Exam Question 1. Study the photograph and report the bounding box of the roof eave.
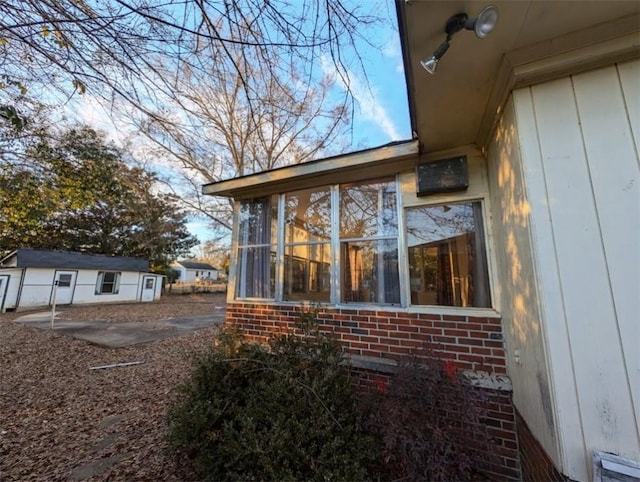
[202,140,419,199]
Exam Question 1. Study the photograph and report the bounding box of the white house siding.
[486,97,561,468]
[2,268,163,309]
[19,268,58,307]
[72,270,144,304]
[513,61,640,480]
[0,268,23,312]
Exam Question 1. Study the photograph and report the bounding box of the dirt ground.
[0,293,226,481]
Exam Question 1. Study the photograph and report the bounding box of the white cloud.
[321,56,401,142]
[381,32,404,74]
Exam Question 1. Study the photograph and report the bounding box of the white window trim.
[400,194,498,312]
[232,174,500,314]
[96,271,121,295]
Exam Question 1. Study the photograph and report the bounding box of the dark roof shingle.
[0,249,150,272]
[175,261,218,270]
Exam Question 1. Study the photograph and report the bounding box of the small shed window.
[96,271,120,295]
[57,274,73,287]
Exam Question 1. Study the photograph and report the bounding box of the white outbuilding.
[170,260,219,283]
[0,248,164,312]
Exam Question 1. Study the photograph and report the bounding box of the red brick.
[348,342,369,350]
[397,324,419,333]
[470,347,493,356]
[379,337,400,346]
[442,314,466,321]
[482,324,502,332]
[459,322,484,331]
[457,354,486,364]
[369,344,390,352]
[484,340,503,348]
[444,329,469,337]
[370,329,390,337]
[351,315,369,322]
[441,344,471,354]
[419,327,443,335]
[419,313,442,321]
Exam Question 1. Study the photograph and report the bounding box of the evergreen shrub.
[167,316,375,481]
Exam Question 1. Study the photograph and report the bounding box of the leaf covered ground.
[0,293,225,481]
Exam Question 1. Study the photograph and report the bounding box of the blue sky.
[187,3,413,244]
[72,1,413,246]
[334,3,412,147]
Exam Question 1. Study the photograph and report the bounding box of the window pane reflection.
[406,202,491,307]
[339,179,397,238]
[285,188,331,243]
[283,243,331,302]
[341,240,400,304]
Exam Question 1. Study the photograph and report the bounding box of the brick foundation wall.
[226,301,522,480]
[516,409,566,481]
[226,302,508,374]
[351,365,521,480]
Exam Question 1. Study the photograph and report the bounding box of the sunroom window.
[406,201,491,308]
[339,179,400,304]
[236,196,277,299]
[284,187,331,302]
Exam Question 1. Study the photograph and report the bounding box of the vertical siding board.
[513,87,586,479]
[532,75,637,470]
[618,60,640,160]
[572,65,640,445]
[487,96,560,466]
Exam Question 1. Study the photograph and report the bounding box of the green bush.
[167,321,375,481]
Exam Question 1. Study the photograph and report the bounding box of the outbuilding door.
[0,275,8,312]
[141,276,156,302]
[52,270,76,305]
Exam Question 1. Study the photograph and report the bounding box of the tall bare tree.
[130,24,351,234]
[1,1,374,122]
[2,1,378,239]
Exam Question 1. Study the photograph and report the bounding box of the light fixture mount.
[421,5,498,75]
[445,13,469,38]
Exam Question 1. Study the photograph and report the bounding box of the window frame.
[235,195,278,300]
[403,199,492,309]
[338,178,401,305]
[96,271,121,295]
[281,187,332,302]
[231,175,495,312]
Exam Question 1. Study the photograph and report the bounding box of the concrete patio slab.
[15,312,225,348]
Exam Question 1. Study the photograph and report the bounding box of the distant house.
[170,260,219,283]
[0,249,164,312]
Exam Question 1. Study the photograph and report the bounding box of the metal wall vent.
[594,452,640,482]
[416,156,468,196]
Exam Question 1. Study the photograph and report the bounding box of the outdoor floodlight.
[421,5,498,75]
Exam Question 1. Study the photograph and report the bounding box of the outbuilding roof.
[0,249,150,272]
[173,261,218,270]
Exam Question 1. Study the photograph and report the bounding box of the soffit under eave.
[399,1,640,155]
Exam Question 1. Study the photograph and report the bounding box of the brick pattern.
[226,302,508,375]
[480,389,522,480]
[226,301,521,480]
[516,409,566,481]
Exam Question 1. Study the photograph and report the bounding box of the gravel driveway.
[0,293,227,481]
